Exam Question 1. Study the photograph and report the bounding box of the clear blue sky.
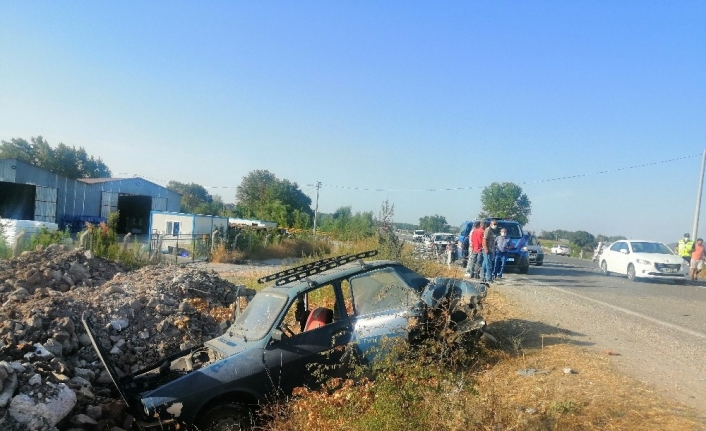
[1,2,704,244]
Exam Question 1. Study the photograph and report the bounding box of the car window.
[610,242,623,252]
[231,292,288,341]
[279,284,337,336]
[349,267,418,316]
[631,242,674,254]
[392,265,429,290]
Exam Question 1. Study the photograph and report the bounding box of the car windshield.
[414,230,424,235]
[434,235,454,242]
[229,292,288,341]
[496,222,523,239]
[630,242,674,255]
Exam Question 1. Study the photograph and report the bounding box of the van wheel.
[197,403,251,431]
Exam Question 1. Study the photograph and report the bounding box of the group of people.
[677,233,704,281]
[463,219,510,282]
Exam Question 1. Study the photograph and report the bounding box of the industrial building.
[0,158,181,234]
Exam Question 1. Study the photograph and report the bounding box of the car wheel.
[600,260,609,276]
[536,261,543,266]
[519,265,529,274]
[197,403,251,431]
[627,263,638,281]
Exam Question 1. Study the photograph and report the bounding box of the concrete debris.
[0,244,255,430]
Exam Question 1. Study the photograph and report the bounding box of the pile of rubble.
[0,244,254,430]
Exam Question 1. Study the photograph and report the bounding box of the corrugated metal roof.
[77,178,129,183]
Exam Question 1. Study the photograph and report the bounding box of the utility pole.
[692,149,706,240]
[312,181,321,237]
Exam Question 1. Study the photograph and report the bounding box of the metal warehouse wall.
[0,159,182,227]
[83,179,181,212]
[0,158,89,220]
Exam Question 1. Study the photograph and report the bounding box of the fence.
[150,233,214,263]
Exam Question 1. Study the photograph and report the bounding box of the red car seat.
[304,307,333,331]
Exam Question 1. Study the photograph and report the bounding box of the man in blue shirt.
[493,228,511,279]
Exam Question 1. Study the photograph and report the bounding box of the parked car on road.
[83,251,488,430]
[599,240,688,283]
[524,234,544,265]
[430,232,456,251]
[550,244,571,256]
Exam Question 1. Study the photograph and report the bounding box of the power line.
[117,153,700,193]
[323,153,701,192]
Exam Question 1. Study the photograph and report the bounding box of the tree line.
[0,136,551,240]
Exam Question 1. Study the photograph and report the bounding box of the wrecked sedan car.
[83,250,487,430]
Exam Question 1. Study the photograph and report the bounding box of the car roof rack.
[257,250,378,287]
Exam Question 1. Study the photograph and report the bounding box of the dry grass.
[210,238,332,263]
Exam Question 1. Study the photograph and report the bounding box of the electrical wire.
[117,153,700,193]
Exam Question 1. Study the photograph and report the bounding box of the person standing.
[466,221,485,278]
[482,219,498,282]
[677,233,694,264]
[690,238,704,281]
[493,228,510,279]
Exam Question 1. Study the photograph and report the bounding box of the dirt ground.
[478,286,706,431]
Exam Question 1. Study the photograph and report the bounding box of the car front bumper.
[636,262,688,279]
[502,251,529,268]
[528,251,544,264]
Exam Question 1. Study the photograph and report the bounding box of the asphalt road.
[494,254,706,416]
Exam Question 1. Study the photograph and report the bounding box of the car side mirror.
[620,249,628,255]
[271,329,283,342]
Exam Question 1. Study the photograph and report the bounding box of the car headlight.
[521,246,528,252]
[635,258,652,265]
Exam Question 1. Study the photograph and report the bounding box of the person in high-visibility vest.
[677,233,695,263]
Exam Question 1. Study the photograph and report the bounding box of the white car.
[429,232,455,250]
[412,230,425,242]
[599,240,688,283]
[550,244,571,256]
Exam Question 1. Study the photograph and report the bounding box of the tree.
[377,200,402,260]
[318,206,374,240]
[570,230,596,249]
[0,136,111,178]
[167,181,214,213]
[479,182,531,226]
[418,214,448,233]
[235,170,313,228]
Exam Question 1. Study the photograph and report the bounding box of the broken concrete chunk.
[9,382,77,426]
[43,339,64,358]
[70,413,98,426]
[110,318,129,331]
[0,372,18,408]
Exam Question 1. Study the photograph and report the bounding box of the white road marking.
[517,276,706,341]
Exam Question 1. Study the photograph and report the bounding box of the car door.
[346,267,421,364]
[263,282,352,393]
[608,241,630,274]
